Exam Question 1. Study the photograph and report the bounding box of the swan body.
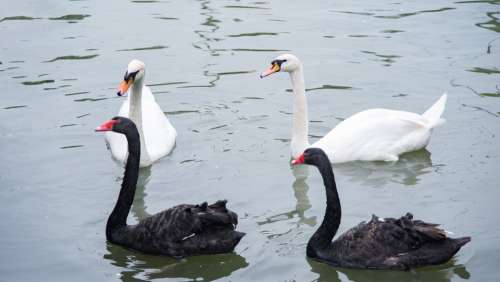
[261,54,447,162]
[109,201,244,257]
[105,59,177,167]
[292,148,470,270]
[96,117,244,257]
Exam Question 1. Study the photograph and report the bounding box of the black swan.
[292,148,470,270]
[95,116,244,257]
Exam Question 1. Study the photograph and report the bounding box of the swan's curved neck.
[307,158,341,257]
[289,67,309,157]
[106,124,141,241]
[128,75,149,163]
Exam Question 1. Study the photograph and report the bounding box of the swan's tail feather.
[454,236,471,248]
[422,93,447,128]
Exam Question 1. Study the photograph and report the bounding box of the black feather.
[103,117,244,257]
[301,148,470,270]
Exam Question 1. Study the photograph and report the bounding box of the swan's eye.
[271,59,287,67]
[124,71,139,82]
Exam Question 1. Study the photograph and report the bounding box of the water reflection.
[308,257,470,282]
[335,149,435,188]
[116,45,167,52]
[104,244,248,282]
[45,54,98,62]
[48,14,90,22]
[0,16,40,22]
[374,7,456,19]
[130,166,153,221]
[285,84,356,93]
[21,79,54,85]
[476,12,500,33]
[194,0,221,56]
[361,50,401,67]
[258,165,316,227]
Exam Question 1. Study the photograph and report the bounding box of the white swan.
[260,54,447,163]
[105,59,177,167]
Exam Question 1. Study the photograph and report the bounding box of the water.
[1,0,499,281]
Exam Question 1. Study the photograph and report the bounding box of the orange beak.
[117,80,132,96]
[260,63,280,78]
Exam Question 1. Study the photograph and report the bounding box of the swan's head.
[95,116,136,135]
[291,148,330,166]
[260,54,302,78]
[117,59,146,96]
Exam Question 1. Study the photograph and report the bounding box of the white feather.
[267,54,447,163]
[105,60,177,167]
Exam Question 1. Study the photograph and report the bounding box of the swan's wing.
[140,86,177,162]
[132,201,242,256]
[104,99,130,164]
[135,204,201,242]
[312,109,431,162]
[331,214,469,270]
[332,213,447,266]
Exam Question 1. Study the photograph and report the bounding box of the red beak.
[95,119,118,132]
[291,153,305,165]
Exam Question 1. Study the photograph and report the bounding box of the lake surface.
[1,0,499,281]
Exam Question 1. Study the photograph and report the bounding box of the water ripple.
[22,79,54,85]
[4,105,27,110]
[224,5,269,10]
[476,12,500,33]
[374,7,456,19]
[467,67,500,74]
[0,16,40,22]
[116,45,168,51]
[286,84,356,93]
[49,14,90,23]
[45,54,98,62]
[227,32,279,37]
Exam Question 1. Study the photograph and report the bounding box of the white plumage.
[105,59,177,167]
[261,54,447,163]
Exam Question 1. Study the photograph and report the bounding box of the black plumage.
[96,117,244,257]
[294,148,470,270]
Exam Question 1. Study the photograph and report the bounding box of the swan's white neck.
[289,66,309,158]
[128,75,150,164]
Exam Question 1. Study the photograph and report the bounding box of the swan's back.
[319,213,470,270]
[109,200,244,257]
[313,109,432,163]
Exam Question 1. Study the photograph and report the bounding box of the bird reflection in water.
[307,257,470,282]
[130,166,153,221]
[104,243,248,282]
[257,164,316,228]
[334,149,438,188]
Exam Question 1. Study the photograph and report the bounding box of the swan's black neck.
[307,156,341,257]
[106,122,141,241]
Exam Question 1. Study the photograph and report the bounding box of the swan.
[260,54,447,162]
[292,148,470,270]
[96,116,244,257]
[105,59,177,167]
